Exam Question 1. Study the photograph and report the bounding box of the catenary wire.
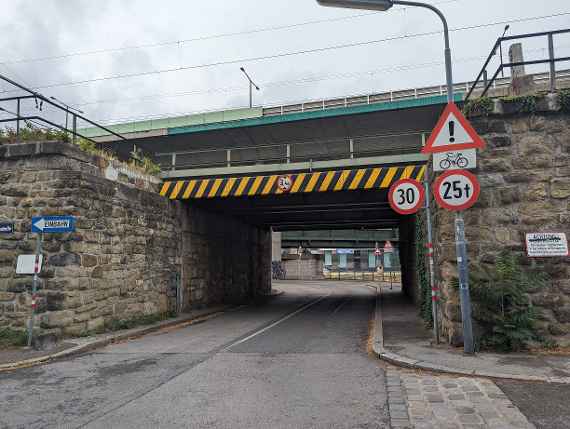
[0,0,459,66]
[2,11,567,95]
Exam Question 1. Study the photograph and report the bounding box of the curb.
[0,307,228,373]
[372,286,570,384]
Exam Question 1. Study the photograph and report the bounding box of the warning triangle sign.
[422,102,485,154]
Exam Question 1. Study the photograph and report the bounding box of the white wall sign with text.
[526,233,569,258]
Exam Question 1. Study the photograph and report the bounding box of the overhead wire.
[0,0,459,66]
[2,11,568,95]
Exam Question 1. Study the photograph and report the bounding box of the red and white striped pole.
[27,232,43,347]
[424,165,440,344]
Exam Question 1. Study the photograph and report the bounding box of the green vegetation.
[463,97,494,117]
[558,89,570,112]
[0,327,28,348]
[415,215,433,327]
[0,122,69,144]
[468,252,549,352]
[105,311,177,332]
[0,123,161,176]
[501,94,539,114]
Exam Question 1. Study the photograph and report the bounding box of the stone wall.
[283,255,324,280]
[433,98,570,346]
[0,141,271,338]
[181,205,271,307]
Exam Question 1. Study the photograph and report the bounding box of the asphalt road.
[496,380,570,429]
[0,281,388,429]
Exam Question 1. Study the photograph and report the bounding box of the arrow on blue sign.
[31,216,76,233]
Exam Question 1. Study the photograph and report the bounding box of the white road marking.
[223,294,330,351]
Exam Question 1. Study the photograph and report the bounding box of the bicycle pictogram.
[439,152,469,170]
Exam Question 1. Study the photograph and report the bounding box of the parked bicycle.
[272,261,286,280]
[439,152,468,170]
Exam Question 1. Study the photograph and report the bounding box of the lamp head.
[316,0,394,11]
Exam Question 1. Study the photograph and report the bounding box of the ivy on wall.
[415,213,433,327]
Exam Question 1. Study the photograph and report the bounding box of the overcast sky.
[1,0,569,128]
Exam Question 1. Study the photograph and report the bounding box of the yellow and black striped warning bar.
[160,164,426,200]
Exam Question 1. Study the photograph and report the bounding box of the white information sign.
[433,149,477,172]
[16,255,43,275]
[526,233,569,257]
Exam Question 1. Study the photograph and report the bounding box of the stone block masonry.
[432,98,570,346]
[0,141,271,338]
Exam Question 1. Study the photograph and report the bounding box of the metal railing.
[262,85,468,117]
[465,29,570,102]
[0,73,127,144]
[155,130,428,171]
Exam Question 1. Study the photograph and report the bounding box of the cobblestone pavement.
[386,367,535,429]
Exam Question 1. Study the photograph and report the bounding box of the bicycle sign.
[433,170,480,211]
[388,179,425,215]
[433,149,477,172]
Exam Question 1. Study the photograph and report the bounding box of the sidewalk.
[0,305,228,372]
[374,285,570,384]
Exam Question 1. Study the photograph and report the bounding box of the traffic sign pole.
[423,168,440,344]
[27,232,43,348]
[455,213,474,354]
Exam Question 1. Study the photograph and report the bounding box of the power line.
[90,40,565,124]
[78,57,476,108]
[0,0,459,66]
[89,56,495,124]
[2,11,568,94]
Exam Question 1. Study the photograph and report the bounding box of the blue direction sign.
[0,222,14,234]
[31,216,76,233]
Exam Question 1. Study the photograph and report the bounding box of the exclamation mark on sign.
[449,120,455,143]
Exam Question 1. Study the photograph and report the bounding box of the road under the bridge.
[0,281,542,429]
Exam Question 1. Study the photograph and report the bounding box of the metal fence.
[155,130,427,171]
[466,29,570,102]
[0,73,127,144]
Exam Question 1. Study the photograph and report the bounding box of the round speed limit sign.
[388,179,425,215]
[433,170,480,211]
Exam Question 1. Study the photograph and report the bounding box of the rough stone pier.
[0,141,271,339]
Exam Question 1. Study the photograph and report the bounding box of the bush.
[463,97,494,117]
[559,89,570,112]
[469,252,549,352]
[0,327,28,348]
[0,122,69,144]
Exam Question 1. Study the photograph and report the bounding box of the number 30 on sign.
[433,170,480,211]
[388,179,425,215]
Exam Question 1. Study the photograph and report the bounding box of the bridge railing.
[0,73,127,145]
[465,29,570,102]
[154,130,429,171]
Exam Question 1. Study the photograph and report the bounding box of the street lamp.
[316,0,476,355]
[316,0,454,103]
[240,66,260,108]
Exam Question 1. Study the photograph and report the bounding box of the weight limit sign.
[433,170,480,211]
[388,179,425,215]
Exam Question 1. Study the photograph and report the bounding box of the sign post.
[424,103,484,355]
[27,216,76,347]
[27,232,43,347]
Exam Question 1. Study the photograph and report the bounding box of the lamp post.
[316,0,475,354]
[240,67,260,108]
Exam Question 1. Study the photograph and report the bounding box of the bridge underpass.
[161,162,424,302]
[88,90,441,311]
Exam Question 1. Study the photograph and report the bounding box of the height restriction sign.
[388,179,425,215]
[433,170,480,211]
